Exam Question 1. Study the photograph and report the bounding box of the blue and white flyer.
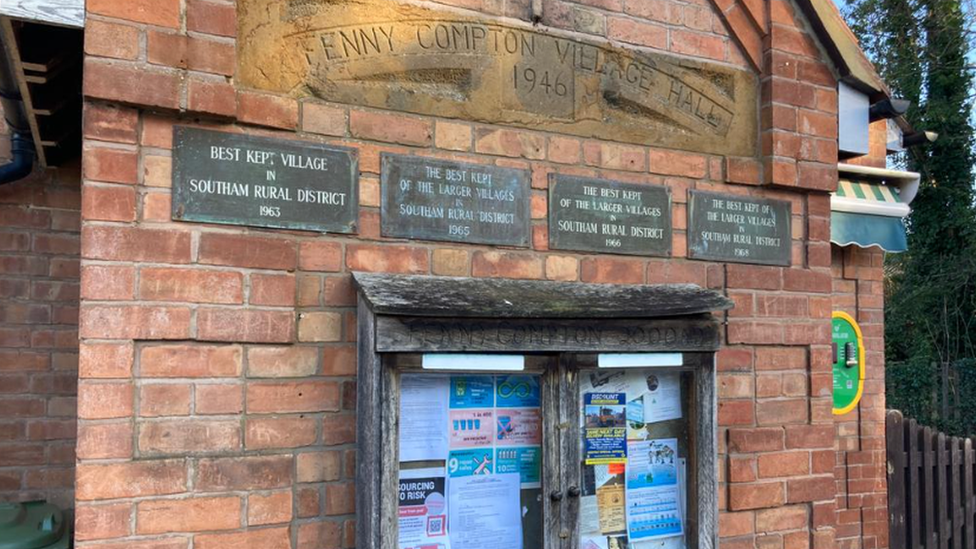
[625,438,683,541]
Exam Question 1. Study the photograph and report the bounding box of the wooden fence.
[887,409,976,549]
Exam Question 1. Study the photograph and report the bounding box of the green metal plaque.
[832,311,864,415]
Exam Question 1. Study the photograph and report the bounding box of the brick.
[727,157,762,185]
[608,17,667,49]
[84,102,138,142]
[435,121,472,151]
[139,383,192,417]
[76,422,133,459]
[671,29,725,60]
[77,382,132,419]
[196,527,292,549]
[69,540,188,549]
[143,155,172,188]
[323,276,356,306]
[248,492,293,526]
[74,503,131,541]
[472,251,544,279]
[783,268,831,293]
[785,425,834,449]
[84,20,140,61]
[299,240,342,272]
[141,345,242,378]
[75,460,186,500]
[648,149,707,178]
[756,347,807,371]
[82,225,191,263]
[322,346,356,376]
[78,342,132,379]
[757,399,808,425]
[298,311,343,342]
[432,248,469,276]
[248,346,319,377]
[186,38,235,76]
[297,450,342,482]
[721,511,756,538]
[581,257,644,284]
[474,128,545,159]
[719,400,754,426]
[188,78,237,118]
[197,309,296,343]
[298,521,342,549]
[757,505,808,533]
[81,185,136,221]
[199,233,297,270]
[729,482,785,511]
[728,427,784,453]
[237,91,299,130]
[787,476,835,503]
[147,31,187,68]
[246,416,317,449]
[350,110,432,146]
[727,264,782,290]
[138,420,241,455]
[758,451,809,478]
[196,455,292,491]
[549,136,581,164]
[195,383,243,415]
[139,268,244,303]
[346,244,429,274]
[546,255,579,281]
[88,0,179,27]
[247,381,340,413]
[582,141,647,171]
[84,147,138,184]
[136,496,241,534]
[84,60,180,111]
[326,482,355,515]
[250,273,296,306]
[187,0,237,37]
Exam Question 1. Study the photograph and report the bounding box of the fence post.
[890,410,907,549]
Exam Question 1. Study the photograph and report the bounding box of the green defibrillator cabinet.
[832,311,865,415]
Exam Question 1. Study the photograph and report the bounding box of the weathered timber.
[352,272,733,319]
[374,316,721,353]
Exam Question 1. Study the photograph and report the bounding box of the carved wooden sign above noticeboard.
[237,0,759,157]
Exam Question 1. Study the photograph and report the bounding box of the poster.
[448,448,494,477]
[496,375,540,408]
[448,473,523,549]
[400,375,450,462]
[495,446,541,488]
[450,376,494,408]
[642,373,682,424]
[584,393,628,464]
[625,439,683,541]
[496,408,542,446]
[449,409,494,448]
[597,483,626,533]
[398,467,451,549]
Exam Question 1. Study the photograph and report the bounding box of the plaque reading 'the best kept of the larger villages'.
[687,190,792,266]
[172,127,359,233]
[381,154,531,246]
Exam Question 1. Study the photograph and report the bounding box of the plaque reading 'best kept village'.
[381,154,531,246]
[548,174,671,256]
[687,190,792,266]
[172,127,359,233]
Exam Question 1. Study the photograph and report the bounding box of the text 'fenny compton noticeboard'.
[172,127,359,233]
[687,190,792,266]
[548,174,671,256]
[381,153,531,246]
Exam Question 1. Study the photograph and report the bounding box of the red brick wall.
[0,156,81,509]
[75,0,870,547]
[831,245,888,549]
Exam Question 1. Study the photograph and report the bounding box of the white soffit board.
[1,0,84,28]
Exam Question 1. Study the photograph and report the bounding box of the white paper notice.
[625,439,683,541]
[448,473,523,549]
[398,467,451,549]
[400,375,450,462]
[643,373,682,423]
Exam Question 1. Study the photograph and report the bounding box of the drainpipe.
[0,35,34,185]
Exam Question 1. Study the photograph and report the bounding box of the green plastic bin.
[0,501,70,549]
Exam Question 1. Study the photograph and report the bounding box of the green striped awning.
[831,178,909,252]
[836,179,902,203]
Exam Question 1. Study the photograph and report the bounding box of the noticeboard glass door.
[575,364,697,549]
[394,356,549,549]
